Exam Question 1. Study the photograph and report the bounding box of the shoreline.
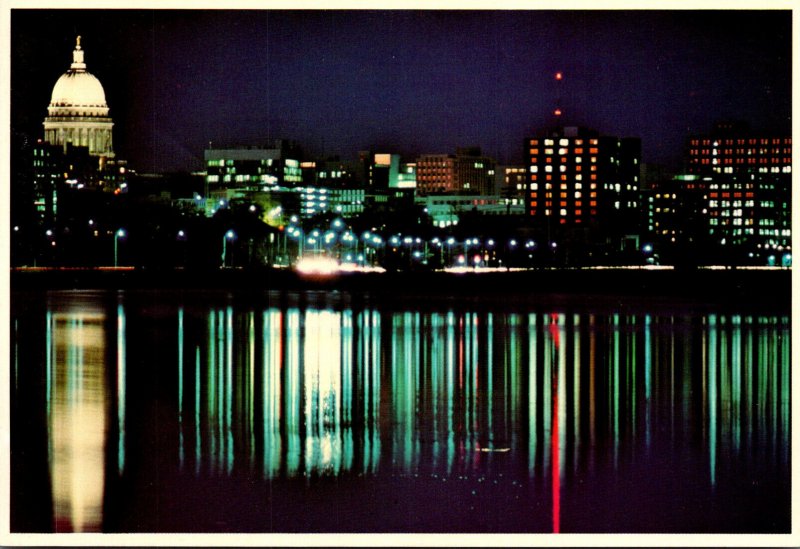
[9,267,791,312]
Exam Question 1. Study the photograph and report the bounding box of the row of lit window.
[530,138,599,146]
[690,138,790,146]
[530,200,598,209]
[708,192,755,199]
[708,200,755,208]
[531,182,597,191]
[531,208,598,217]
[530,174,599,183]
[530,191,597,200]
[690,147,790,156]
[531,161,599,174]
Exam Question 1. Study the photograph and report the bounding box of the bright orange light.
[554,108,562,116]
[555,72,563,80]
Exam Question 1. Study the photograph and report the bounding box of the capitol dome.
[43,36,114,157]
[49,70,108,112]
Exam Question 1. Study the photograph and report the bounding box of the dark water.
[10,289,790,533]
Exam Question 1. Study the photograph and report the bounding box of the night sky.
[11,9,792,173]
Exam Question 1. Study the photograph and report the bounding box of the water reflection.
[19,292,791,533]
[45,306,108,532]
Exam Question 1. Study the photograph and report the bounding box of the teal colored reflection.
[142,301,790,499]
[117,303,127,475]
[263,309,282,478]
[528,313,537,476]
[708,314,718,487]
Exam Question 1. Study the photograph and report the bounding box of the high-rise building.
[686,122,791,261]
[416,147,495,195]
[43,36,114,159]
[525,126,641,239]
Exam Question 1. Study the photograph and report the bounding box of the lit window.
[559,139,568,146]
[544,139,554,146]
[559,165,567,172]
[560,208,567,216]
[545,165,553,173]
[575,191,582,199]
[530,165,538,173]
[545,148,554,155]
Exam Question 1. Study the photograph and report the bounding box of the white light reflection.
[48,309,108,533]
[304,309,343,475]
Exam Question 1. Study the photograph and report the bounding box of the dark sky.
[11,9,792,173]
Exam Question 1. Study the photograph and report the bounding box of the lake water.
[10,289,790,533]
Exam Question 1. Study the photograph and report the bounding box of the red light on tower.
[554,108,562,116]
[555,71,563,80]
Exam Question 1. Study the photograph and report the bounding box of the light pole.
[446,237,455,266]
[114,228,126,268]
[221,230,235,268]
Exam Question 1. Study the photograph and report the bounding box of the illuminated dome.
[49,71,108,113]
[43,36,114,157]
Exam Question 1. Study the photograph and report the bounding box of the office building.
[525,126,641,240]
[416,147,495,195]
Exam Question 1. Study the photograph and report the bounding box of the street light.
[114,228,126,268]
[221,230,236,267]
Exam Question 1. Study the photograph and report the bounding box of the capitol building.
[43,36,114,159]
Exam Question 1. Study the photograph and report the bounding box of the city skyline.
[10,9,792,173]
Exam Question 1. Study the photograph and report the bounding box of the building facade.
[416,147,495,195]
[204,140,303,215]
[686,123,791,262]
[525,126,641,241]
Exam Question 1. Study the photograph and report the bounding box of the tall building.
[525,126,641,240]
[686,122,791,261]
[416,147,495,195]
[204,140,303,215]
[43,36,114,159]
